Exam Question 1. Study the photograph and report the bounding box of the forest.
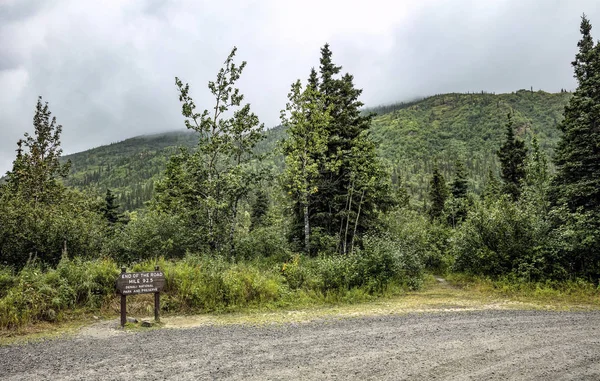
[0,16,598,330]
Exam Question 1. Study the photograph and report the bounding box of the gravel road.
[1,310,599,380]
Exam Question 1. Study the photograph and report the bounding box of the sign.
[116,267,164,327]
[116,271,166,295]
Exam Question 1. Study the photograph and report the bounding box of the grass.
[3,273,598,346]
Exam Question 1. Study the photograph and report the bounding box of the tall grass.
[0,248,423,330]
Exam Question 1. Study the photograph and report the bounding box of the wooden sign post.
[116,266,165,327]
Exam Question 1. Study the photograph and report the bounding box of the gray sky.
[1,0,599,175]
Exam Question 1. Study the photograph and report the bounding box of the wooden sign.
[116,270,165,295]
[116,267,164,327]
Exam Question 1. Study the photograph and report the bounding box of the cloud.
[1,0,599,175]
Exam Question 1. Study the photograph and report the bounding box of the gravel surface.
[1,310,599,380]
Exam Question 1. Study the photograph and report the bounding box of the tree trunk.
[229,198,239,258]
[303,195,310,254]
[350,189,365,254]
[343,183,354,255]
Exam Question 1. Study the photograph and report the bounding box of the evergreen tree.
[483,168,501,203]
[101,189,127,225]
[497,112,527,201]
[447,161,469,225]
[522,136,550,216]
[250,190,269,231]
[451,161,468,199]
[552,15,600,213]
[549,15,600,279]
[295,44,393,252]
[428,166,448,221]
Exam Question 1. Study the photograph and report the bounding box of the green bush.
[105,211,196,262]
[234,225,291,261]
[452,197,551,279]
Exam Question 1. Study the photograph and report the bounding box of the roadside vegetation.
[1,16,599,333]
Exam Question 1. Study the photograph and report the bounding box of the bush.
[452,197,551,279]
[234,225,291,261]
[105,211,196,263]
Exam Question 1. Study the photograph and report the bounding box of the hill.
[60,90,572,210]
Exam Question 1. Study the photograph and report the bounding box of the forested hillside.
[62,90,571,210]
[370,90,571,199]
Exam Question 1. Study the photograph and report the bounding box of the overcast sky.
[1,0,599,175]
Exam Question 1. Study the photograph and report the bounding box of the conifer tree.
[552,15,600,213]
[497,112,527,201]
[451,161,468,199]
[250,190,269,231]
[522,136,550,216]
[428,166,448,221]
[483,169,501,203]
[549,15,600,278]
[101,189,127,225]
[298,44,393,252]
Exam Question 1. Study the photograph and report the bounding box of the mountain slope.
[59,90,572,209]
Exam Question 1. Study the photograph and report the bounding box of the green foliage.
[104,211,196,263]
[552,15,600,215]
[497,112,528,201]
[153,47,265,254]
[0,258,119,329]
[549,15,600,280]
[5,97,71,204]
[371,90,570,202]
[56,90,571,211]
[453,197,551,280]
[309,45,394,253]
[281,80,330,253]
[0,252,426,330]
[250,190,269,231]
[428,166,448,221]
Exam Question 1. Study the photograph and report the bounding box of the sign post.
[116,266,166,327]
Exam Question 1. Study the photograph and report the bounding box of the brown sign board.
[116,271,166,295]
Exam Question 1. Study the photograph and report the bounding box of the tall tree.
[250,190,269,231]
[522,136,550,216]
[497,112,527,201]
[5,96,71,205]
[552,15,600,213]
[549,15,600,279]
[298,44,393,252]
[483,168,501,203]
[428,166,448,221]
[154,47,264,254]
[451,161,468,199]
[281,81,330,253]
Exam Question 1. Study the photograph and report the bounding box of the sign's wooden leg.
[120,267,127,327]
[154,266,160,322]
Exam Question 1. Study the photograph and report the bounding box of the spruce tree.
[451,161,468,199]
[550,15,600,278]
[483,168,501,203]
[552,15,600,213]
[522,136,550,216]
[305,44,393,252]
[497,112,527,201]
[428,166,448,221]
[102,189,127,225]
[250,190,269,231]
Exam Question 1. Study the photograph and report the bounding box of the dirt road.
[1,310,599,380]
